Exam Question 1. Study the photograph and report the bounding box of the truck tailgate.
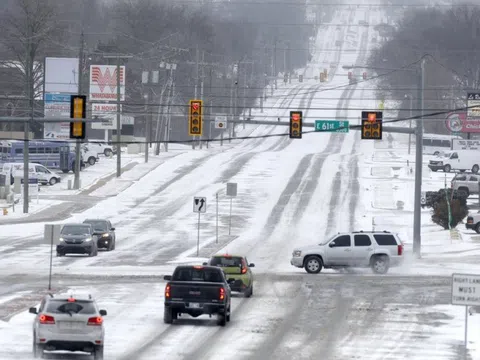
[169,281,223,302]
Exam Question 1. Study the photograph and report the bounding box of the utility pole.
[73,31,85,190]
[200,51,205,149]
[103,54,132,178]
[144,91,149,163]
[413,58,426,258]
[273,37,277,89]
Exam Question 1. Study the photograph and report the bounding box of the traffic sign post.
[226,183,237,236]
[451,273,480,354]
[193,197,206,256]
[315,120,349,133]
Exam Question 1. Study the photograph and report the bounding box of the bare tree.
[0,0,58,132]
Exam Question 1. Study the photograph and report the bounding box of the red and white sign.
[91,103,119,130]
[89,65,125,101]
[445,112,480,133]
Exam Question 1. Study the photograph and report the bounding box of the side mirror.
[29,307,37,314]
[111,228,115,231]
[249,263,255,268]
[164,275,172,281]
[329,242,335,248]
[202,262,208,265]
[99,309,107,316]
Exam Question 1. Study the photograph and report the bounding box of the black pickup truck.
[163,265,232,326]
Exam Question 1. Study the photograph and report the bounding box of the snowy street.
[0,1,479,360]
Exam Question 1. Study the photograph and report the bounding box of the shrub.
[431,197,469,230]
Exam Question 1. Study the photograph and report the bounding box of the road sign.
[226,182,237,197]
[315,120,349,133]
[452,273,480,306]
[467,93,480,118]
[421,191,426,205]
[215,115,227,129]
[193,197,206,213]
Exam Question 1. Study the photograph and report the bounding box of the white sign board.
[44,224,62,245]
[452,273,480,306]
[452,139,480,151]
[193,197,206,213]
[215,115,227,130]
[43,93,71,139]
[468,93,480,118]
[226,182,237,197]
[89,65,125,102]
[91,103,118,130]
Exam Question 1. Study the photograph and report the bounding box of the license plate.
[60,322,82,329]
[188,303,200,308]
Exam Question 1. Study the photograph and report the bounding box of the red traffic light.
[368,113,376,122]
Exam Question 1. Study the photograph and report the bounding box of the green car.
[204,254,255,297]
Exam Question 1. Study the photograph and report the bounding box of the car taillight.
[467,217,473,224]
[87,317,103,326]
[165,284,171,298]
[241,267,247,274]
[219,287,225,300]
[39,314,55,325]
[398,244,403,256]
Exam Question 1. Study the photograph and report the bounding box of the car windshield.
[84,221,108,232]
[210,256,242,267]
[46,300,96,315]
[61,225,91,235]
[172,268,223,282]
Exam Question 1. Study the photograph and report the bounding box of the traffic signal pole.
[74,31,85,190]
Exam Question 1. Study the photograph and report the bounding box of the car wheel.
[226,305,231,322]
[444,164,451,172]
[244,284,253,298]
[475,223,480,234]
[104,149,113,157]
[33,338,44,358]
[164,307,173,324]
[93,345,104,360]
[371,255,390,274]
[112,241,116,250]
[88,249,95,257]
[88,157,96,166]
[49,177,57,186]
[172,310,178,320]
[217,312,227,326]
[304,256,323,274]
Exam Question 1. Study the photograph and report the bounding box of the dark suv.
[83,219,116,251]
[57,224,98,257]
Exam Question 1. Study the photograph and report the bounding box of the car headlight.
[59,237,64,242]
[102,233,109,238]
[293,250,302,257]
[85,237,92,242]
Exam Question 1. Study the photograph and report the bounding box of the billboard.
[43,93,72,139]
[44,57,79,94]
[89,65,125,101]
[91,103,118,130]
[445,112,480,133]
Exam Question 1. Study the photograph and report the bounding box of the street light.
[342,59,426,258]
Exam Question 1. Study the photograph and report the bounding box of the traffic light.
[361,111,382,140]
[188,99,203,136]
[289,111,302,139]
[69,95,86,139]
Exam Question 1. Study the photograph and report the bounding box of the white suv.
[29,293,107,359]
[290,231,404,274]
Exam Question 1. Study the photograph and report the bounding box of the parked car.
[29,293,107,359]
[429,150,480,173]
[86,142,114,157]
[82,219,116,251]
[203,254,254,297]
[290,230,404,274]
[163,265,232,326]
[1,162,61,186]
[451,173,480,198]
[57,223,99,257]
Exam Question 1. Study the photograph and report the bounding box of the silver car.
[29,293,107,359]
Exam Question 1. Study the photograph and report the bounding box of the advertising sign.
[91,103,118,130]
[445,112,480,133]
[43,93,72,139]
[89,65,125,101]
[452,139,480,151]
[44,57,79,94]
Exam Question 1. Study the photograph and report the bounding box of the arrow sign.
[193,196,207,213]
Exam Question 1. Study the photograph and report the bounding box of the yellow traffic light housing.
[188,99,203,136]
[69,95,86,139]
[289,111,302,139]
[361,111,382,140]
